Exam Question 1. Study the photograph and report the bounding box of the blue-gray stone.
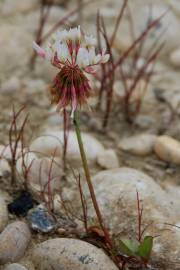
[27,206,56,233]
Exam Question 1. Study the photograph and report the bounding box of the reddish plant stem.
[110,0,128,46]
[106,11,167,78]
[73,111,113,248]
[41,0,95,43]
[77,174,88,233]
[63,109,68,173]
[30,0,53,68]
[136,190,143,242]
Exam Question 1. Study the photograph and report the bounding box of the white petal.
[76,47,89,68]
[93,54,102,64]
[32,41,46,58]
[85,35,96,47]
[101,54,110,63]
[88,47,96,64]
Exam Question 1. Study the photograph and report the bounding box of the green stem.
[73,111,112,247]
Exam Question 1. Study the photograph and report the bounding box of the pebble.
[23,79,46,94]
[0,196,8,232]
[119,134,157,156]
[27,206,56,233]
[8,191,34,217]
[32,238,118,270]
[1,0,39,15]
[20,156,62,196]
[0,144,22,161]
[16,152,37,176]
[97,149,119,169]
[4,263,28,270]
[170,47,180,68]
[1,77,20,94]
[30,130,105,164]
[0,159,11,177]
[0,221,31,264]
[154,135,180,164]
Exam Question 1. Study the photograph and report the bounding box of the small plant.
[116,191,154,269]
[0,106,29,186]
[96,2,166,126]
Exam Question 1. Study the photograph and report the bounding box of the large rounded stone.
[83,167,180,269]
[0,222,31,264]
[32,238,118,270]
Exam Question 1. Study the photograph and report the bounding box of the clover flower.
[33,26,109,117]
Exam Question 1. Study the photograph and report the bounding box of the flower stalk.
[73,110,112,248]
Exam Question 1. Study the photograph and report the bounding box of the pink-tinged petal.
[101,54,110,63]
[70,84,77,118]
[84,66,98,74]
[32,41,46,58]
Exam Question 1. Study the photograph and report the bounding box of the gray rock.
[0,221,31,264]
[1,0,39,15]
[27,206,56,233]
[97,149,119,169]
[119,134,157,156]
[0,196,8,232]
[30,131,105,164]
[4,263,28,270]
[32,238,118,270]
[84,167,180,269]
[154,135,180,164]
[1,77,20,94]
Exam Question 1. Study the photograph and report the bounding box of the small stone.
[154,135,180,165]
[4,263,28,270]
[97,149,119,169]
[18,156,62,196]
[0,159,10,177]
[0,196,8,232]
[30,131,105,164]
[169,48,180,68]
[16,152,37,176]
[0,144,22,160]
[0,221,31,264]
[23,79,46,94]
[32,238,118,270]
[119,134,157,156]
[27,206,56,233]
[1,77,20,94]
[8,191,34,217]
[1,0,39,15]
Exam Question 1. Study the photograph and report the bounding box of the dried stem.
[110,0,128,46]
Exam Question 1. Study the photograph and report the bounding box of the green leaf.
[137,236,153,260]
[118,238,139,256]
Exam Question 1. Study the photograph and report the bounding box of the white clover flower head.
[32,26,110,116]
[33,25,109,71]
